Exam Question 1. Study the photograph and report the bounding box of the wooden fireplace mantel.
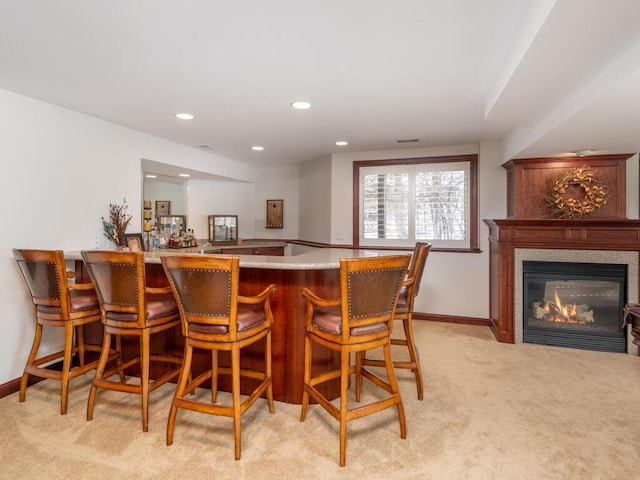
[484,218,640,343]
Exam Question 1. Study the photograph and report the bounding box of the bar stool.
[81,250,182,432]
[361,242,431,399]
[12,248,116,414]
[161,254,276,460]
[623,303,640,355]
[299,254,410,466]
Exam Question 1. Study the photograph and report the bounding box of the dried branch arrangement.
[102,198,133,247]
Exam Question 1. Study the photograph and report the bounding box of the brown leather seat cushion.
[106,293,178,322]
[145,293,178,318]
[189,303,266,335]
[37,289,99,314]
[312,305,386,336]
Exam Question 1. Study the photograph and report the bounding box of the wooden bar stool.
[81,250,182,432]
[299,254,410,466]
[12,248,117,414]
[361,242,431,399]
[161,254,276,460]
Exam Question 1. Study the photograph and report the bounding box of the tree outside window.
[355,155,478,251]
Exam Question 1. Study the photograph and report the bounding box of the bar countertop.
[65,244,405,270]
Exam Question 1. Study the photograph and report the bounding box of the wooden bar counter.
[66,245,396,404]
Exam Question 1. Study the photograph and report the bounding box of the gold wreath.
[545,166,608,219]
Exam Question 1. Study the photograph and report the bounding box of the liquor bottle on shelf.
[152,228,159,250]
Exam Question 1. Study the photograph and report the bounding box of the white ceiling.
[2,0,640,171]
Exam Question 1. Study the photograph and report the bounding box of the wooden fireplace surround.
[485,154,639,343]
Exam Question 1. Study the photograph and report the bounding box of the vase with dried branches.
[102,198,133,248]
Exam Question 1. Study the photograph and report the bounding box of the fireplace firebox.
[523,261,627,353]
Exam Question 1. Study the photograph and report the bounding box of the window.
[353,155,478,251]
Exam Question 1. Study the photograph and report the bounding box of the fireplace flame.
[546,288,581,323]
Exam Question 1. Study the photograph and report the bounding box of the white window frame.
[353,155,479,252]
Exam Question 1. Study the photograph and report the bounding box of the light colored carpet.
[1,321,639,480]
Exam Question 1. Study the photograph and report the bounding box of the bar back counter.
[66,246,399,404]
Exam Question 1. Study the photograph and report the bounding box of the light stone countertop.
[65,244,409,270]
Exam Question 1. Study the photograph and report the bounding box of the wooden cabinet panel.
[222,246,284,256]
[252,246,284,256]
[502,155,631,219]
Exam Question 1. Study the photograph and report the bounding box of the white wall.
[327,143,505,319]
[252,165,300,240]
[0,88,259,384]
[298,155,332,243]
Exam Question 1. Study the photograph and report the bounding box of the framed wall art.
[155,200,170,216]
[124,233,145,251]
[266,199,283,229]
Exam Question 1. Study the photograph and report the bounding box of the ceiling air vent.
[396,138,420,144]
[196,144,215,150]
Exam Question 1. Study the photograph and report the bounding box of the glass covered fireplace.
[523,261,627,353]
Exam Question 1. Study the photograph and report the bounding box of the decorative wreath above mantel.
[545,166,609,219]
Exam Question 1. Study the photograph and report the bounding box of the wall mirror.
[208,215,238,244]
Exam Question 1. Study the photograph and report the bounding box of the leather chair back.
[13,248,100,320]
[337,255,410,342]
[406,242,431,300]
[82,250,176,329]
[162,255,270,342]
[13,249,66,310]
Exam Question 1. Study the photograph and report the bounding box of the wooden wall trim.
[413,312,492,327]
[0,373,49,400]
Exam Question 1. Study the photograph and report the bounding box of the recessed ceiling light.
[252,146,264,151]
[175,113,194,120]
[574,149,593,157]
[291,101,311,110]
[179,173,190,178]
[144,174,157,178]
[335,141,348,146]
